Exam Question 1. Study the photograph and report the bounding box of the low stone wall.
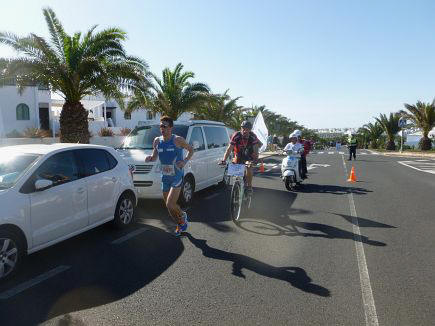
[0,136,126,148]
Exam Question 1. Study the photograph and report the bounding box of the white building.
[0,83,193,137]
[0,83,51,137]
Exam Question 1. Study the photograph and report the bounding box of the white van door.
[187,126,208,190]
[203,126,229,184]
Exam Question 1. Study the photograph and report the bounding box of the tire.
[285,177,293,191]
[113,193,136,229]
[179,175,195,207]
[0,229,24,281]
[230,182,243,222]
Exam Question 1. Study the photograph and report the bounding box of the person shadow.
[185,233,330,297]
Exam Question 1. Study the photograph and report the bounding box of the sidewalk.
[368,149,435,158]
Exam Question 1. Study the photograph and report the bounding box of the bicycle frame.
[226,163,254,222]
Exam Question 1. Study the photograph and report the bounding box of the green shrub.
[23,128,52,138]
[119,128,131,136]
[98,127,114,137]
[6,129,23,138]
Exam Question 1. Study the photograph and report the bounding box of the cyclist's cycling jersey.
[230,131,260,164]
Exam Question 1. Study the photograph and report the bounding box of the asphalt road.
[1,149,434,325]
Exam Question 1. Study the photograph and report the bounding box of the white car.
[117,120,231,205]
[0,143,137,280]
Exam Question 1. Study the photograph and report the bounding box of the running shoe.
[175,212,189,236]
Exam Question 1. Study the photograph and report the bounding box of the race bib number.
[161,164,175,176]
[227,163,245,177]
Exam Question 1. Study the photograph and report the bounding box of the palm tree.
[375,113,400,150]
[400,101,435,150]
[127,63,211,120]
[0,7,148,143]
[362,122,383,149]
[194,89,243,124]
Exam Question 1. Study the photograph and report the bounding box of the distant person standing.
[336,141,341,151]
[348,133,357,161]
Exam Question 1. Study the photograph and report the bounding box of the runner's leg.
[166,187,184,224]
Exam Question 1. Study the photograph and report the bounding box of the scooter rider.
[284,130,306,179]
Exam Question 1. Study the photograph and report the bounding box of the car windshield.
[122,125,189,149]
[0,152,40,189]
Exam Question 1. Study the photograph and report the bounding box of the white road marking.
[367,150,379,155]
[0,265,71,300]
[328,152,334,154]
[111,228,148,244]
[204,193,219,200]
[342,155,379,326]
[361,153,368,155]
[307,163,331,170]
[265,165,280,172]
[318,151,324,154]
[397,161,435,174]
[339,152,345,154]
[416,159,429,162]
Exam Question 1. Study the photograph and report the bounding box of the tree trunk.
[385,139,396,150]
[419,137,432,151]
[59,101,90,143]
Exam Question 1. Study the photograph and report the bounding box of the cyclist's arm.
[222,144,234,162]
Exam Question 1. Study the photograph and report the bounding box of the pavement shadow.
[298,183,372,195]
[0,225,183,326]
[331,213,396,228]
[238,217,386,247]
[185,233,330,297]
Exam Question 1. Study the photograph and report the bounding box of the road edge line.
[342,155,379,326]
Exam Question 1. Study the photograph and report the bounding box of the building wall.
[0,86,40,135]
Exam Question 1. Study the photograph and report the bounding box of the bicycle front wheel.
[230,181,243,222]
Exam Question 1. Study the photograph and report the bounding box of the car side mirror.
[192,141,200,150]
[35,179,53,191]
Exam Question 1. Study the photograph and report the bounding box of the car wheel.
[179,175,194,207]
[113,193,136,229]
[0,229,24,281]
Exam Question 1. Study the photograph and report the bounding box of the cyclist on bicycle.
[221,120,262,194]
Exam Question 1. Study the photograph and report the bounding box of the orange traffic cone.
[259,160,265,173]
[347,166,357,182]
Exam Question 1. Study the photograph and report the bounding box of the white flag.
[252,111,268,153]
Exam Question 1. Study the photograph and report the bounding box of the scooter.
[281,149,304,191]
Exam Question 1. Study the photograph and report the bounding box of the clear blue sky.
[1,0,435,129]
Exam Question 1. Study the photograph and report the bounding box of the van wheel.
[113,193,136,229]
[0,229,24,281]
[179,175,195,207]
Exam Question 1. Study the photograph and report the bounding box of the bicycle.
[219,161,256,223]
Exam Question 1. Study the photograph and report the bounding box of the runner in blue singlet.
[145,116,194,236]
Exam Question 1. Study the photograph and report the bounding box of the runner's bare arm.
[175,136,194,161]
[145,137,159,162]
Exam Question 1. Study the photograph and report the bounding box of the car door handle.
[77,188,86,194]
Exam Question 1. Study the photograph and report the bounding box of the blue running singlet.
[157,135,184,192]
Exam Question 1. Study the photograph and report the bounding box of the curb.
[368,150,435,159]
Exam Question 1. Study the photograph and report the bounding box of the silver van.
[117,120,231,205]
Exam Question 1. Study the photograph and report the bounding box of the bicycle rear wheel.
[230,181,243,222]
